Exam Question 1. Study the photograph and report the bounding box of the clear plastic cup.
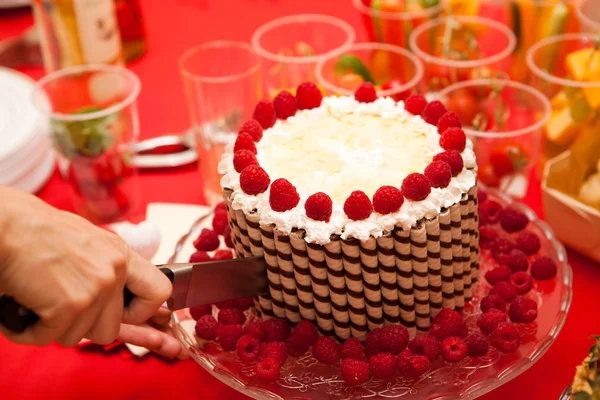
[251,14,355,98]
[438,79,551,198]
[409,16,516,92]
[576,0,600,33]
[315,42,423,100]
[32,64,141,223]
[180,41,262,205]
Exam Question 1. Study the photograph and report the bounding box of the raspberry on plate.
[238,119,263,142]
[433,308,463,326]
[401,173,432,201]
[404,93,428,115]
[373,185,404,214]
[465,333,489,357]
[484,266,512,286]
[233,150,259,173]
[480,294,507,313]
[500,206,529,233]
[479,226,498,249]
[218,324,244,351]
[264,318,291,342]
[396,349,413,375]
[296,82,323,110]
[232,298,254,311]
[218,307,246,325]
[212,209,229,235]
[491,322,521,353]
[341,358,370,386]
[259,341,288,366]
[408,355,429,377]
[437,111,462,134]
[240,165,270,195]
[476,309,507,334]
[479,199,503,225]
[195,314,220,340]
[489,281,518,302]
[369,352,396,379]
[498,249,528,273]
[355,82,378,103]
[189,250,211,263]
[213,249,234,260]
[421,100,447,125]
[478,188,488,202]
[244,320,266,341]
[190,304,212,320]
[289,320,319,348]
[440,336,467,362]
[430,317,468,340]
[341,338,366,361]
[193,228,220,252]
[509,296,538,323]
[252,100,277,129]
[439,127,467,152]
[233,132,257,154]
[236,334,262,362]
[424,161,452,188]
[531,256,558,281]
[380,325,410,354]
[433,150,464,177]
[305,192,333,222]
[408,334,439,360]
[365,328,384,358]
[273,90,298,119]
[511,271,533,294]
[344,190,373,221]
[492,237,515,257]
[255,358,280,382]
[269,178,300,212]
[515,231,541,255]
[286,338,309,357]
[313,336,340,365]
[223,225,234,248]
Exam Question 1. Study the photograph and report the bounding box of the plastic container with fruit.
[576,0,600,33]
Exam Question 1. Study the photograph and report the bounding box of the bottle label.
[73,0,122,64]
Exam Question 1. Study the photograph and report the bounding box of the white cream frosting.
[219,95,476,245]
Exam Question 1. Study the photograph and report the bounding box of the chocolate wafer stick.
[425,217,443,319]
[341,238,368,341]
[289,231,317,322]
[306,242,335,337]
[324,236,351,341]
[376,233,400,325]
[449,204,465,311]
[259,224,286,319]
[460,195,473,301]
[439,209,455,310]
[359,238,384,331]
[393,228,416,338]
[410,223,430,332]
[274,229,301,324]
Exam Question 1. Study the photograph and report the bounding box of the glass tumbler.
[576,0,600,33]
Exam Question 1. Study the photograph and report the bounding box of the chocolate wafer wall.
[324,237,351,341]
[376,233,400,325]
[393,228,417,338]
[289,232,317,322]
[438,209,455,310]
[341,239,369,341]
[449,204,465,311]
[306,242,335,336]
[411,224,430,332]
[468,186,480,288]
[259,224,286,319]
[460,195,473,301]
[425,217,443,319]
[274,230,301,324]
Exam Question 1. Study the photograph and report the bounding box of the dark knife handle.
[0,267,175,334]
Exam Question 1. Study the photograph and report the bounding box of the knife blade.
[0,256,269,333]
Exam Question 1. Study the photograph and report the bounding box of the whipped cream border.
[219,96,477,245]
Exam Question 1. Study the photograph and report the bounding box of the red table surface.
[1,2,599,399]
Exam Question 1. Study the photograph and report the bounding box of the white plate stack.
[0,68,55,193]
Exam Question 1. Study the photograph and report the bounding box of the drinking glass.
[438,79,551,198]
[251,14,355,98]
[576,0,600,33]
[32,64,140,223]
[180,41,262,205]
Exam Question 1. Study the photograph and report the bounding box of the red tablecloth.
[1,2,599,399]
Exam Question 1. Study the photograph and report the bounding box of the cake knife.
[0,256,269,333]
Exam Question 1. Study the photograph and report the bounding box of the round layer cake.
[219,83,479,341]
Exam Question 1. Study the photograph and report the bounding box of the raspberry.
[404,94,428,115]
[500,206,529,233]
[269,178,300,212]
[264,318,291,342]
[341,338,366,360]
[240,165,270,195]
[408,355,429,377]
[401,173,432,201]
[238,119,263,142]
[190,304,212,320]
[380,325,410,354]
[477,309,507,334]
[531,256,557,281]
[492,237,515,258]
[212,209,229,235]
[509,296,538,323]
[465,333,489,357]
[480,294,507,313]
[313,336,340,365]
[223,226,234,249]
[218,324,244,351]
[373,185,404,214]
[232,298,254,311]
[233,150,258,173]
[343,190,373,221]
[355,82,378,103]
[195,314,220,340]
[433,308,463,326]
[440,336,467,362]
[296,82,323,110]
[430,316,468,340]
[255,358,280,382]
[424,161,452,188]
[516,231,541,256]
[396,349,413,375]
[478,188,488,203]
[193,228,220,252]
[285,337,309,357]
[189,250,211,263]
[479,226,498,249]
[511,271,534,295]
[305,192,333,222]
[273,90,298,119]
[218,308,246,325]
[244,320,266,341]
[437,111,462,134]
[215,202,227,213]
[252,100,276,129]
[408,334,439,360]
[369,352,397,379]
[289,320,319,348]
[215,300,234,309]
[213,249,234,260]
[233,132,257,154]
[433,150,464,177]
[484,266,512,286]
[479,199,503,225]
[259,341,288,366]
[439,127,467,152]
[365,328,384,357]
[491,322,520,353]
[489,281,518,302]
[498,249,528,273]
[341,359,370,386]
[421,100,447,125]
[236,334,262,362]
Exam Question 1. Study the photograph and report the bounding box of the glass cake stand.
[170,188,573,400]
